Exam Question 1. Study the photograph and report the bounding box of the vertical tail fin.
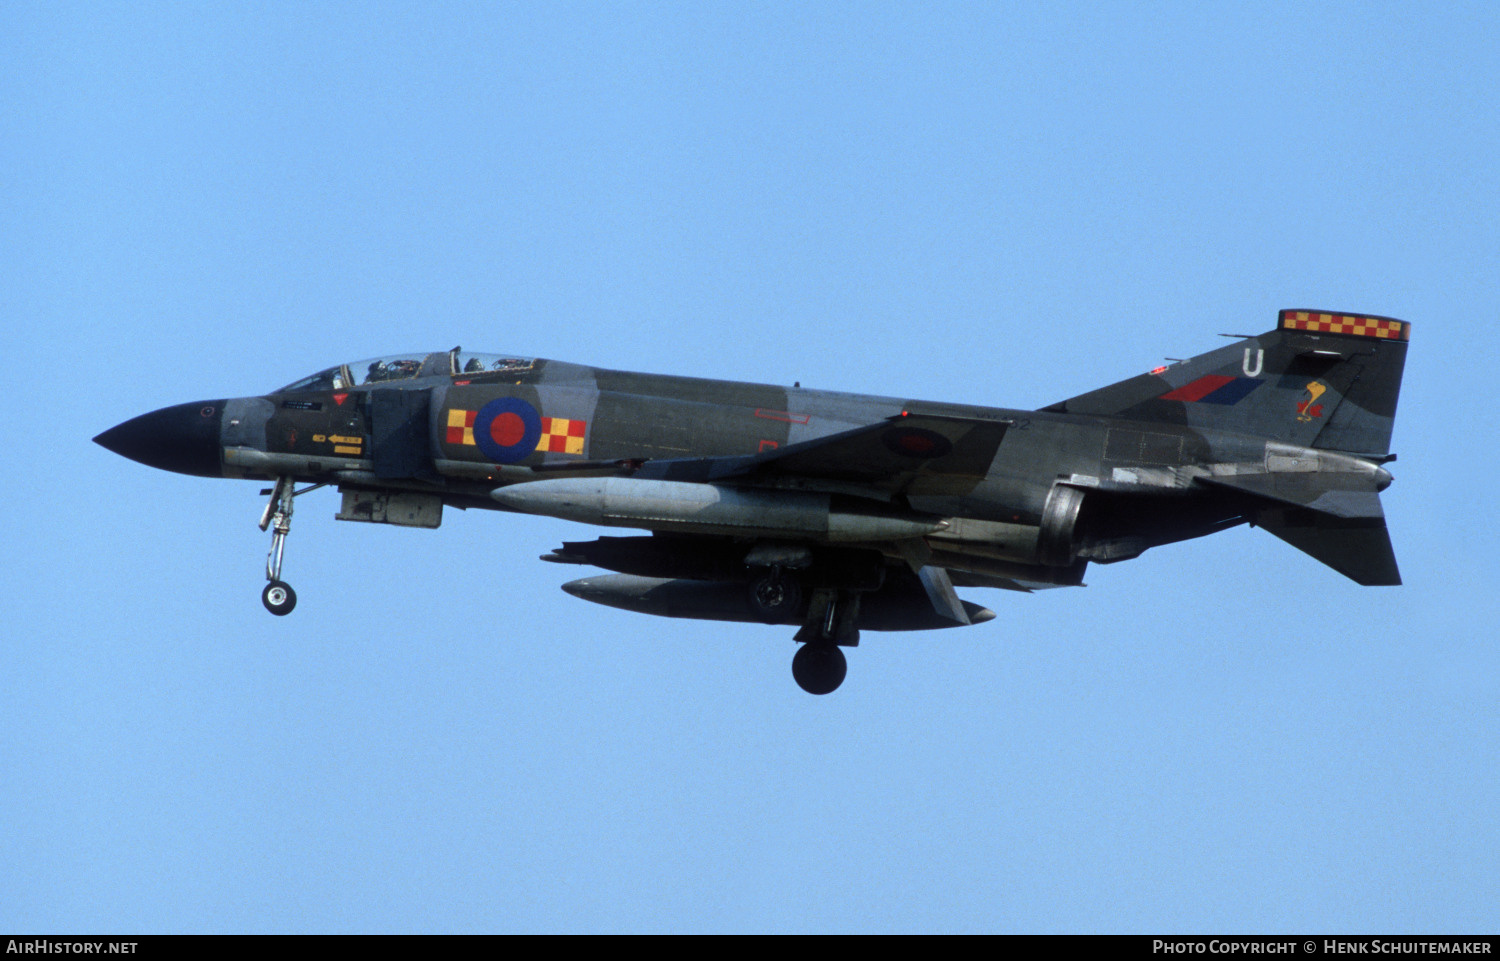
[1045,309,1410,456]
[1046,309,1411,585]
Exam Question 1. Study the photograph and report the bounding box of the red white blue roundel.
[881,425,952,459]
[473,397,543,464]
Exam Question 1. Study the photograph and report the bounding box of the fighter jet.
[95,309,1409,694]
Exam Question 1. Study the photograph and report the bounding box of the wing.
[627,411,1011,497]
[528,413,1031,631]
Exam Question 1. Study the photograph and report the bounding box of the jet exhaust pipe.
[493,477,947,542]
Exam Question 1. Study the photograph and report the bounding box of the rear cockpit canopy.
[276,349,537,393]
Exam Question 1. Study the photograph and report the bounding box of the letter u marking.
[1243,348,1264,378]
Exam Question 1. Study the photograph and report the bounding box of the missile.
[561,573,995,631]
[493,477,948,542]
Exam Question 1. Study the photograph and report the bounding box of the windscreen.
[277,365,351,392]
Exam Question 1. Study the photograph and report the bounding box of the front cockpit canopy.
[277,349,536,393]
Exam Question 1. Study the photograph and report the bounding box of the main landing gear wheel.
[748,569,802,622]
[792,643,847,695]
[262,580,297,616]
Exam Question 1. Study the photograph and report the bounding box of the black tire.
[747,571,802,622]
[792,643,847,695]
[262,580,297,616]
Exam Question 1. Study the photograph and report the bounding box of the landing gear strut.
[257,477,322,616]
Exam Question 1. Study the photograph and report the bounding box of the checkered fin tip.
[1280,310,1409,341]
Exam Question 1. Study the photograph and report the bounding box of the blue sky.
[3,0,1498,933]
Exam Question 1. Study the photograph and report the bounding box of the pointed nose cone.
[94,401,227,477]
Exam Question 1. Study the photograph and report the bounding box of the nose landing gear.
[257,477,323,615]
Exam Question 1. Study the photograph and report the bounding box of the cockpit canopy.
[277,349,536,393]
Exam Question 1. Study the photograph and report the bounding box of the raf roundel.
[473,397,543,464]
[881,426,952,459]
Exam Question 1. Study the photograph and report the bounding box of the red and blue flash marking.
[1159,375,1263,405]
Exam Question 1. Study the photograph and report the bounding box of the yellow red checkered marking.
[1280,310,1409,341]
[539,416,586,454]
[446,408,476,446]
[447,408,586,454]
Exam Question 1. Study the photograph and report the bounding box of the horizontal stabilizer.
[1200,474,1386,519]
[1205,471,1401,585]
[1254,504,1401,586]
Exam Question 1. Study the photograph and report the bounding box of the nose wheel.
[257,477,321,615]
[262,580,297,615]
